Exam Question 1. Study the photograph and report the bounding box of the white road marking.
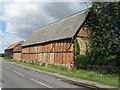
[31,79,53,88]
[7,67,10,69]
[12,70,24,77]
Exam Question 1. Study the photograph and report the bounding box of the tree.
[86,2,120,66]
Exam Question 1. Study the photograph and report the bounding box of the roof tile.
[6,41,23,50]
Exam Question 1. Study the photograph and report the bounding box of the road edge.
[2,59,119,90]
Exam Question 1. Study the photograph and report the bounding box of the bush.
[101,55,120,67]
[74,55,90,66]
[0,53,5,57]
[20,60,23,62]
[31,60,34,65]
[2,54,5,57]
[24,61,26,63]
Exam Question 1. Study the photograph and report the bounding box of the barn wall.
[13,52,21,60]
[77,27,90,37]
[4,49,13,59]
[77,37,88,54]
[21,27,90,65]
[77,27,89,54]
[22,39,74,65]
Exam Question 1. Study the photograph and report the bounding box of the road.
[1,58,91,89]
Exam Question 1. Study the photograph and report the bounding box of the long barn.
[22,8,90,67]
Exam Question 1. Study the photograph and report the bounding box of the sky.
[0,0,90,53]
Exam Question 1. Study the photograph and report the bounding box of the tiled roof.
[6,41,23,50]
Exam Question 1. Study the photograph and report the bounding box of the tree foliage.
[74,38,80,56]
[74,38,80,65]
[86,2,120,67]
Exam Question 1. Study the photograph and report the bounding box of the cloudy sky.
[0,0,90,53]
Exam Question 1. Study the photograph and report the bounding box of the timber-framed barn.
[4,41,24,59]
[22,8,90,67]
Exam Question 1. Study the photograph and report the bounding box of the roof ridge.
[23,8,90,46]
[33,8,90,33]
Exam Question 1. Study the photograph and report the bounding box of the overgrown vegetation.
[86,2,120,67]
[0,53,5,57]
[74,38,80,56]
[74,38,82,66]
[3,57,119,87]
[73,2,120,76]
[74,2,120,68]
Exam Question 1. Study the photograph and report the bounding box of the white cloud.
[3,0,90,3]
[0,31,23,53]
[3,2,89,38]
[3,2,56,38]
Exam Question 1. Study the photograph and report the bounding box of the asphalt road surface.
[1,58,91,89]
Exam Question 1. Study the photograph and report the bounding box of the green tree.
[86,2,120,67]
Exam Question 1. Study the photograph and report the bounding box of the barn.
[4,41,24,59]
[13,45,23,61]
[22,8,90,67]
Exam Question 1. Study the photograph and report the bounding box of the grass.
[2,57,119,87]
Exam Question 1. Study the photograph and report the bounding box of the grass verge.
[2,57,119,87]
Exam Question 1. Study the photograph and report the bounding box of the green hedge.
[74,55,90,66]
[101,55,120,67]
